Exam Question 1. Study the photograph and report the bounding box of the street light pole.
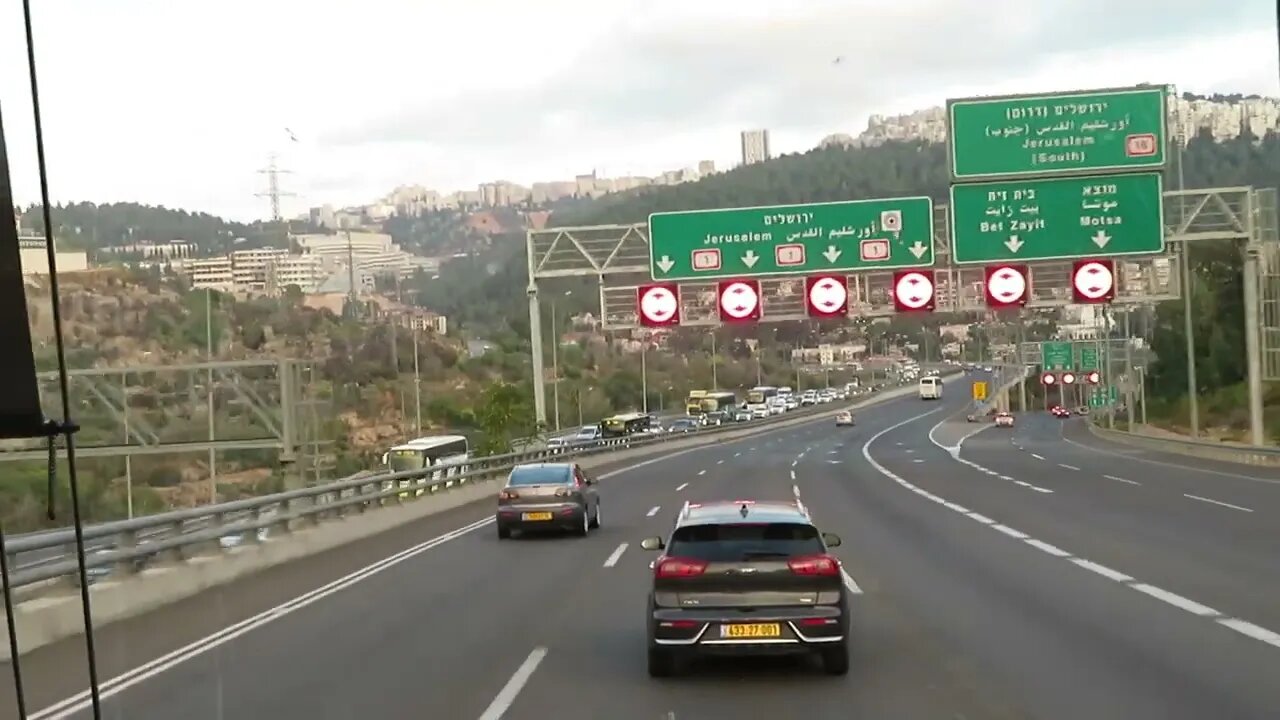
[641,341,648,413]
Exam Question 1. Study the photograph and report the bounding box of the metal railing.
[1086,422,1280,468]
[5,383,912,592]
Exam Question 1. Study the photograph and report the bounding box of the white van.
[918,376,943,400]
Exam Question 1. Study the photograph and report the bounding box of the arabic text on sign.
[762,212,815,226]
[703,231,772,246]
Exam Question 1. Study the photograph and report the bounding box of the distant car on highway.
[835,411,855,427]
[1050,405,1071,419]
[994,412,1014,428]
[640,499,849,677]
[667,418,699,433]
[732,409,751,422]
[496,463,600,539]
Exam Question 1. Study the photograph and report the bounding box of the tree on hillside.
[474,382,536,455]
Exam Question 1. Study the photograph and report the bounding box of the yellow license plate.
[721,623,781,638]
[522,512,553,521]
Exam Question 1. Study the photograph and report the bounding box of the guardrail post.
[115,528,139,577]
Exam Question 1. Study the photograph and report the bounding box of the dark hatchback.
[640,500,848,677]
[496,463,601,539]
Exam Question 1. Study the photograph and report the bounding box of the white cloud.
[1,0,1276,222]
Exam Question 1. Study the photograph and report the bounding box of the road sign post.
[949,172,1164,264]
[1040,341,1074,371]
[947,86,1168,181]
[648,197,934,281]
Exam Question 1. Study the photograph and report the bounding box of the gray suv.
[640,499,848,677]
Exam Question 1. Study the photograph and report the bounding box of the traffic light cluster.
[982,259,1116,309]
[1041,370,1102,385]
[636,270,939,327]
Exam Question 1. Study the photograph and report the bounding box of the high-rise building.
[740,129,771,165]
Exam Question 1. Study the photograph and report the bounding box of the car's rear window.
[507,466,571,486]
[667,522,824,561]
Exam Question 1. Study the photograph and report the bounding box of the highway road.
[6,380,1280,719]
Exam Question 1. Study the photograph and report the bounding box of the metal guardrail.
[5,386,904,591]
[1086,422,1280,468]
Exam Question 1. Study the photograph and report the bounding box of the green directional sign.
[1041,341,1074,371]
[949,172,1164,264]
[948,86,1168,180]
[1077,345,1100,371]
[648,197,934,281]
[1089,385,1119,408]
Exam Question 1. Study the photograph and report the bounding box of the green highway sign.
[949,172,1164,264]
[948,86,1168,180]
[1041,341,1074,371]
[1077,345,1100,371]
[1089,385,1119,407]
[647,197,935,281]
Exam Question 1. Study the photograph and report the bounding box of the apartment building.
[741,129,771,165]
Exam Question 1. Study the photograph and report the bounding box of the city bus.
[685,390,709,415]
[699,391,738,413]
[381,434,471,497]
[746,386,777,413]
[601,411,652,438]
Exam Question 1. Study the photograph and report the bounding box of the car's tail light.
[499,490,519,500]
[660,620,701,629]
[797,617,838,627]
[655,556,708,578]
[787,554,841,576]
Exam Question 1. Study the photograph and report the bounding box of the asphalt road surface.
[8,381,1280,719]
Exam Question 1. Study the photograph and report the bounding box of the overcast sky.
[1,0,1276,222]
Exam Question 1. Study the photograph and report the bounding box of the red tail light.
[787,554,840,576]
[655,556,708,578]
[499,490,519,500]
[798,617,838,627]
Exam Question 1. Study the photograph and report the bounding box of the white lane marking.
[862,409,1280,655]
[992,524,1028,539]
[840,569,864,594]
[697,470,706,476]
[1031,453,1045,460]
[896,442,904,446]
[792,484,801,498]
[791,459,798,467]
[35,391,919,718]
[828,450,838,455]
[716,459,724,465]
[1184,493,1254,513]
[646,506,661,517]
[797,451,807,459]
[943,502,969,513]
[1218,618,1280,649]
[789,470,796,480]
[827,460,843,464]
[1025,539,1071,557]
[603,542,629,568]
[1104,474,1140,486]
[905,449,914,453]
[734,452,741,457]
[478,646,548,720]
[1058,463,1080,471]
[676,482,689,492]
[912,459,925,463]
[1071,558,1132,583]
[1130,583,1219,617]
[1061,433,1280,486]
